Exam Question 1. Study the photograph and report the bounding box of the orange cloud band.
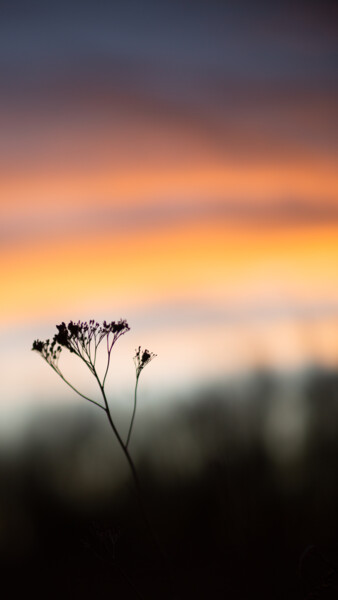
[2,221,338,325]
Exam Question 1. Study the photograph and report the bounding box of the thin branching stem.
[89,363,165,561]
[91,366,140,488]
[50,365,105,411]
[93,331,98,366]
[126,376,139,449]
[102,335,111,387]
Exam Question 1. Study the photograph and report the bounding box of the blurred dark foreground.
[2,367,338,599]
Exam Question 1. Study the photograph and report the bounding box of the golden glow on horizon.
[2,222,338,325]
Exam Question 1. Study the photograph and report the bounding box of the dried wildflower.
[34,319,130,364]
[134,346,157,379]
[125,347,157,449]
[32,338,62,370]
[32,319,131,410]
[32,339,44,353]
[32,318,162,559]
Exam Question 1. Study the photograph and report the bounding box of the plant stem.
[126,376,139,448]
[91,368,167,564]
[51,366,105,411]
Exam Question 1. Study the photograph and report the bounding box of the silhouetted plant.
[127,346,156,448]
[32,320,158,548]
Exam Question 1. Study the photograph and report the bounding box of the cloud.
[3,199,338,247]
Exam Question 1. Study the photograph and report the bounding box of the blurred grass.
[1,367,338,598]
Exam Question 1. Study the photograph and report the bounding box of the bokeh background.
[1,1,338,598]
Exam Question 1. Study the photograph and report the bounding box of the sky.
[1,1,338,422]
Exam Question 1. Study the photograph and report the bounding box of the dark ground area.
[1,367,338,599]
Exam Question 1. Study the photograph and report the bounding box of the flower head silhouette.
[134,346,157,380]
[32,319,131,405]
[32,338,62,369]
[50,319,130,358]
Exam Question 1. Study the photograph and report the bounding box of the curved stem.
[91,369,165,561]
[92,369,140,487]
[126,376,139,448]
[50,364,105,411]
[102,335,111,388]
[108,414,167,566]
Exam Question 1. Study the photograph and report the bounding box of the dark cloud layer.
[1,1,337,90]
[0,0,336,169]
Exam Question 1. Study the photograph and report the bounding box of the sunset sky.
[1,1,338,422]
